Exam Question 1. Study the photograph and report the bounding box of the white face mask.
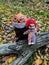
[12,22,26,28]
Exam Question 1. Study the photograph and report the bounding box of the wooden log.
[0,42,23,56]
[0,32,49,56]
[9,32,49,65]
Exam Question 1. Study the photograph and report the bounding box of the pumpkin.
[12,13,28,23]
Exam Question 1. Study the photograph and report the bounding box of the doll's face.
[29,24,35,29]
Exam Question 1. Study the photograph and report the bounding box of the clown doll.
[23,19,38,45]
[23,24,37,45]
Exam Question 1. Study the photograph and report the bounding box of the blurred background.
[0,0,49,65]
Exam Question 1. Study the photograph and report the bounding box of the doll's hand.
[23,32,25,35]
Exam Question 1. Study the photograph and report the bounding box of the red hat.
[26,19,37,28]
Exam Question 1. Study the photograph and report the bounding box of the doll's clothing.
[28,31,36,45]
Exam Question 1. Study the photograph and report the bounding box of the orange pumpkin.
[12,13,28,23]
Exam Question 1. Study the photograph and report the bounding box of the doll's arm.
[35,29,39,35]
[35,30,37,34]
[35,28,41,35]
[23,30,29,35]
